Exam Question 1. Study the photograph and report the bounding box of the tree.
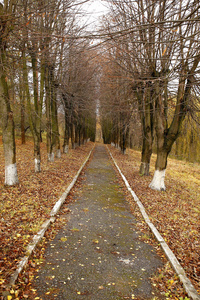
[0,1,19,185]
[101,1,155,174]
[61,38,97,151]
[101,0,200,190]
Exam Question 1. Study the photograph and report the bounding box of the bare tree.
[101,0,200,190]
[61,36,97,152]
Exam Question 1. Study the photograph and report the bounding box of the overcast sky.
[80,0,109,31]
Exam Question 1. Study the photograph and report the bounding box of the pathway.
[33,144,164,299]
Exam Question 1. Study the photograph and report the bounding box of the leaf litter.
[1,141,199,299]
[0,138,93,298]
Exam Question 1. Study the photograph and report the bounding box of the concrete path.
[33,145,164,299]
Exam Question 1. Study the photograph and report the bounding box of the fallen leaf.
[60,237,68,242]
[92,239,99,244]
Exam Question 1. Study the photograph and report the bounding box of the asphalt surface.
[33,144,164,299]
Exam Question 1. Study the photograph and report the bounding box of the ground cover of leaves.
[109,145,200,299]
[0,138,94,293]
[1,141,199,300]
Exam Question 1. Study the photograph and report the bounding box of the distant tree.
[61,39,97,152]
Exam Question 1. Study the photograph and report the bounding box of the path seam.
[107,146,200,300]
[8,146,94,288]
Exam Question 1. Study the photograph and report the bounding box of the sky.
[79,0,109,31]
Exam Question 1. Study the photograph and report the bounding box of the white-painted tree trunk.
[34,158,41,173]
[149,169,166,191]
[48,153,54,162]
[5,163,19,186]
[63,145,69,153]
[56,149,61,158]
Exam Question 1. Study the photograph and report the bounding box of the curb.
[107,146,200,300]
[8,146,94,288]
[50,146,94,217]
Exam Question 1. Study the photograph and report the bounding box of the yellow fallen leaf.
[60,237,68,242]
[7,296,12,300]
[77,291,81,294]
[98,286,104,290]
[71,228,79,232]
[92,239,99,244]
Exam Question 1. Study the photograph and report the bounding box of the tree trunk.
[120,119,128,155]
[20,91,26,145]
[74,122,79,148]
[71,124,75,149]
[2,111,19,185]
[31,52,42,172]
[62,94,70,153]
[149,80,168,191]
[113,117,120,149]
[45,67,52,161]
[149,76,192,191]
[149,150,168,191]
[0,50,19,185]
[63,121,70,153]
[49,69,61,160]
[140,139,152,176]
[23,49,41,172]
[136,82,154,176]
[139,122,153,176]
[78,123,82,146]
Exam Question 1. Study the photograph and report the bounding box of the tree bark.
[45,67,52,161]
[2,111,19,185]
[0,52,19,185]
[48,67,61,160]
[23,49,41,172]
[135,82,154,176]
[62,94,70,153]
[19,80,26,144]
[149,75,194,191]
